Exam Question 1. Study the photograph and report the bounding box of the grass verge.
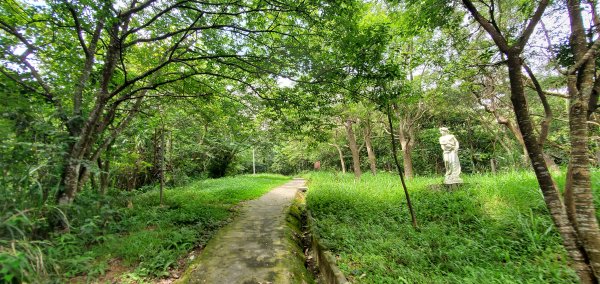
[93,174,291,280]
[1,174,290,283]
[305,170,600,283]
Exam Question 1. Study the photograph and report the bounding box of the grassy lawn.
[305,170,600,283]
[63,174,290,282]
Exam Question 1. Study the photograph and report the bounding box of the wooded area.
[1,0,600,283]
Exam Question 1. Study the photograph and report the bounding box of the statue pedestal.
[428,183,465,191]
[444,176,463,185]
[444,183,462,190]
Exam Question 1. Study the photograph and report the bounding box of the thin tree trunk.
[99,156,110,194]
[159,127,165,206]
[345,119,362,179]
[490,158,497,174]
[331,144,346,173]
[169,131,175,185]
[90,171,97,191]
[524,63,561,173]
[495,113,529,166]
[506,121,530,166]
[363,119,377,175]
[386,102,417,229]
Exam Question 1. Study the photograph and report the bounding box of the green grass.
[0,174,290,283]
[305,170,600,283]
[91,174,291,279]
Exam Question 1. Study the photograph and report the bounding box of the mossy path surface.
[178,178,311,284]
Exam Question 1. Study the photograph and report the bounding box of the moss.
[287,201,304,234]
[283,193,315,284]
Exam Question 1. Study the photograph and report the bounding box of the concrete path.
[178,178,311,284]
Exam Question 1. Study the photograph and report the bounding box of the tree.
[380,1,458,178]
[461,0,600,281]
[328,128,348,174]
[361,107,378,175]
[345,118,362,178]
[393,99,426,179]
[0,0,311,203]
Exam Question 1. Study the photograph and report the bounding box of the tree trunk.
[90,171,97,191]
[490,158,497,174]
[363,119,377,175]
[566,98,600,280]
[398,124,415,179]
[511,126,529,166]
[395,105,419,179]
[332,144,346,173]
[57,23,121,204]
[506,52,595,283]
[386,103,417,229]
[99,156,110,194]
[345,119,362,179]
[76,162,93,194]
[169,131,174,185]
[543,153,560,173]
[400,144,414,179]
[565,0,600,277]
[60,158,83,204]
[498,117,529,166]
[159,127,165,206]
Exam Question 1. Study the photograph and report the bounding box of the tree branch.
[523,63,552,146]
[462,0,510,52]
[118,0,158,19]
[73,19,106,117]
[90,96,144,162]
[567,37,600,75]
[0,67,44,97]
[123,1,191,38]
[66,2,89,57]
[515,0,549,50]
[124,24,295,48]
[0,20,38,51]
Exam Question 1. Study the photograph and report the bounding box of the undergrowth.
[0,174,290,283]
[305,170,600,283]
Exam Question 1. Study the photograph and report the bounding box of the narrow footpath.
[178,178,312,284]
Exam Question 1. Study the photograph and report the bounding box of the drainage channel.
[287,187,349,284]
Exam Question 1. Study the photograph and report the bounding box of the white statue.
[439,127,462,184]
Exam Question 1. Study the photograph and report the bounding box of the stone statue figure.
[439,127,463,184]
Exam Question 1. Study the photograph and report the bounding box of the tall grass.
[305,170,598,283]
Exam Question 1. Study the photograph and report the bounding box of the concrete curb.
[306,210,349,284]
